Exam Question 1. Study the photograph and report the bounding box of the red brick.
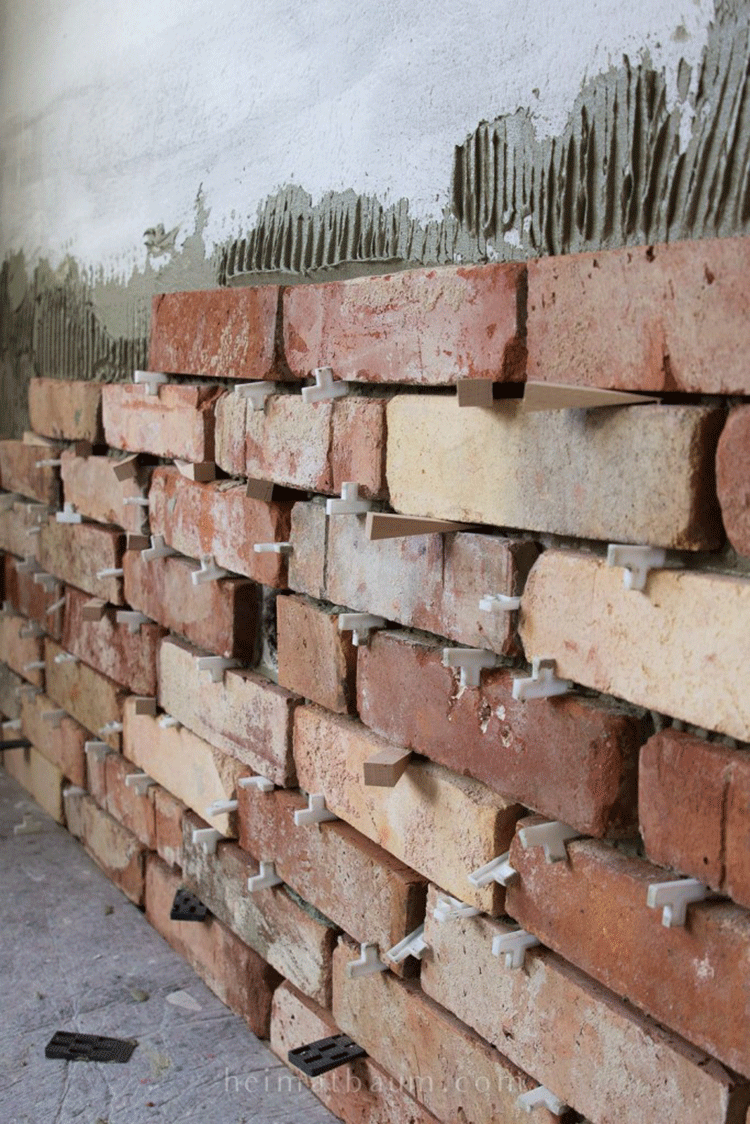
[28,378,103,442]
[153,786,186,869]
[20,689,87,787]
[358,630,643,837]
[332,938,560,1124]
[215,391,387,496]
[283,263,526,384]
[271,982,441,1124]
[148,287,281,380]
[62,585,164,695]
[3,554,64,639]
[123,548,260,660]
[3,741,64,822]
[0,440,60,505]
[64,790,146,904]
[726,767,750,915]
[148,466,293,587]
[145,855,280,1037]
[528,236,750,394]
[102,382,223,462]
[45,638,126,749]
[238,784,426,964]
[100,753,157,848]
[0,498,50,557]
[39,519,125,605]
[717,406,750,557]
[506,821,750,1078]
[0,610,44,685]
[60,450,149,532]
[277,595,356,714]
[182,810,338,1005]
[422,884,749,1124]
[158,636,299,786]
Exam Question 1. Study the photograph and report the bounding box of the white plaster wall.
[0,0,714,274]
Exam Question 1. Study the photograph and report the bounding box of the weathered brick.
[182,810,337,1005]
[0,497,50,557]
[102,383,223,462]
[123,548,260,660]
[148,287,281,380]
[153,786,186,869]
[289,503,536,656]
[148,467,293,587]
[62,585,164,695]
[84,738,108,805]
[158,636,299,785]
[60,450,148,532]
[422,884,749,1124]
[45,638,126,749]
[3,741,64,822]
[215,392,387,496]
[28,378,103,442]
[332,938,559,1124]
[527,237,750,394]
[717,406,750,557]
[271,982,441,1124]
[277,595,356,714]
[123,696,248,835]
[39,519,125,604]
[283,263,526,384]
[520,550,750,741]
[387,398,724,548]
[4,553,64,639]
[0,662,24,719]
[101,753,157,848]
[145,855,280,1037]
[0,440,60,506]
[238,784,427,961]
[358,630,643,837]
[20,690,87,787]
[294,704,521,912]
[63,790,146,905]
[0,610,44,685]
[506,823,750,1078]
[727,767,750,915]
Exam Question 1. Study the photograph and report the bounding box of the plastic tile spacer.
[192,555,231,585]
[16,555,40,574]
[302,366,349,404]
[96,567,124,579]
[492,928,540,969]
[518,820,580,863]
[115,610,151,634]
[54,652,79,664]
[233,380,276,409]
[25,525,41,536]
[46,595,66,616]
[512,657,571,701]
[170,887,208,922]
[205,798,238,817]
[646,878,708,927]
[238,775,275,793]
[23,660,45,673]
[432,893,482,923]
[122,495,150,507]
[346,942,388,979]
[325,482,372,516]
[56,502,82,524]
[19,621,44,639]
[247,861,283,892]
[606,543,667,591]
[134,370,169,395]
[294,793,339,826]
[253,541,293,554]
[442,647,499,689]
[16,683,41,699]
[1,718,22,733]
[468,851,518,889]
[33,571,60,593]
[195,655,240,683]
[338,612,386,646]
[124,772,157,796]
[288,1034,366,1078]
[98,720,124,737]
[84,740,112,761]
[479,593,522,612]
[191,827,222,855]
[63,785,87,797]
[42,709,66,728]
[158,713,181,729]
[35,457,62,468]
[385,924,430,964]
[517,1085,567,1116]
[142,534,177,562]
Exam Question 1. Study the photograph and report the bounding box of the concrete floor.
[0,771,338,1124]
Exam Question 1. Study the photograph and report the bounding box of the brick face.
[64,790,147,905]
[3,741,64,822]
[20,689,87,787]
[39,519,126,604]
[102,383,223,462]
[283,263,527,384]
[62,585,165,695]
[4,554,64,639]
[0,440,60,506]
[60,450,149,532]
[45,638,126,749]
[277,594,357,714]
[716,405,750,557]
[357,629,644,836]
[28,378,103,442]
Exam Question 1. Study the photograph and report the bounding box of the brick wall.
[4,235,750,1123]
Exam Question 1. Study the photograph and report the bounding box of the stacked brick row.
[3,234,750,1123]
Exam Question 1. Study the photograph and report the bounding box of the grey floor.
[0,771,338,1123]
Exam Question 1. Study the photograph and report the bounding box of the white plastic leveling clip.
[517,1085,567,1116]
[84,740,112,761]
[345,942,388,979]
[98,720,123,737]
[42,709,66,728]
[518,820,580,863]
[468,851,518,889]
[338,612,386,646]
[238,776,275,793]
[646,878,708,927]
[326,483,372,516]
[53,652,79,664]
[492,928,540,969]
[385,925,430,964]
[205,798,239,817]
[442,647,498,689]
[607,544,666,591]
[247,861,283,892]
[479,593,522,612]
[125,772,157,796]
[253,541,293,554]
[302,367,349,404]
[33,571,60,593]
[195,655,240,683]
[432,893,482,923]
[116,610,151,634]
[233,381,275,409]
[142,534,177,562]
[96,567,124,580]
[19,621,44,639]
[192,555,230,585]
[294,794,339,826]
[56,502,82,524]
[134,370,169,395]
[35,458,62,468]
[191,828,222,855]
[512,657,571,701]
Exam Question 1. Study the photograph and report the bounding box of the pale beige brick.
[39,519,125,604]
[60,450,148,532]
[45,638,126,749]
[28,378,103,442]
[3,741,64,822]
